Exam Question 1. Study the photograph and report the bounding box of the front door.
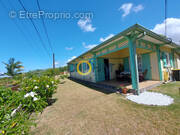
[104,59,110,80]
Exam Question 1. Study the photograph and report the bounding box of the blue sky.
[0,0,180,73]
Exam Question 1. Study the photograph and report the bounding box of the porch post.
[93,54,97,82]
[128,37,140,95]
[156,46,163,81]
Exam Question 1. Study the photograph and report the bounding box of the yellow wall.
[174,53,180,69]
[160,46,171,53]
[150,52,160,80]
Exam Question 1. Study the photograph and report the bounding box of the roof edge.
[68,24,180,64]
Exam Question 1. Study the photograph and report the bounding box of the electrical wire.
[17,0,51,58]
[0,0,42,58]
[36,0,54,53]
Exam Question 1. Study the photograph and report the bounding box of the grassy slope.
[32,80,180,135]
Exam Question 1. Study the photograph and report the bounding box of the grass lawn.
[31,79,180,135]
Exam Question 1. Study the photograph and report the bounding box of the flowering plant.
[20,75,59,102]
[0,75,59,134]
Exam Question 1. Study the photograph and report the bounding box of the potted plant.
[122,87,128,94]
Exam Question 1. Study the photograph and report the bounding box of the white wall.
[70,69,96,82]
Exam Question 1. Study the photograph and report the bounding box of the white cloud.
[119,3,144,17]
[67,56,77,63]
[119,3,133,17]
[133,4,144,13]
[55,61,59,66]
[152,18,180,45]
[77,18,96,32]
[65,47,73,51]
[100,34,114,42]
[82,42,97,50]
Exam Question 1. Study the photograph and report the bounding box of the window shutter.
[169,53,174,68]
[83,63,86,72]
[89,60,93,71]
[75,63,77,72]
[162,52,167,67]
[70,64,73,72]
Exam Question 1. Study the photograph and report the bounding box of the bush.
[0,75,59,134]
[0,106,34,135]
[20,76,59,102]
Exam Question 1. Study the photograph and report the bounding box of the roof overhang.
[68,24,180,64]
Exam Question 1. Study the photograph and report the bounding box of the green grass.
[33,80,180,135]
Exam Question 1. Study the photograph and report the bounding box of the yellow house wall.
[150,52,160,80]
[174,53,180,69]
[160,46,171,53]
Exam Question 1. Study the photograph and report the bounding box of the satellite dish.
[167,38,172,43]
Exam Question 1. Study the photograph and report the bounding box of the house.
[68,24,180,94]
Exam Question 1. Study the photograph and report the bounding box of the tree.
[3,58,24,76]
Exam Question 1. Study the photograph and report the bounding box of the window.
[84,63,89,73]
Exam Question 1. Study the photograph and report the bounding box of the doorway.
[104,59,110,80]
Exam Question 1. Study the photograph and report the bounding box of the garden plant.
[0,74,59,135]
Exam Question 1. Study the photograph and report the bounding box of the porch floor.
[98,80,162,91]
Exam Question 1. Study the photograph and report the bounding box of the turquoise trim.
[94,38,127,54]
[75,63,77,72]
[123,57,130,72]
[69,64,74,72]
[136,40,156,51]
[68,24,180,64]
[156,46,163,81]
[142,53,152,80]
[161,52,167,67]
[96,45,128,57]
[169,53,174,68]
[171,49,175,68]
[96,58,105,82]
[93,54,97,82]
[128,38,139,94]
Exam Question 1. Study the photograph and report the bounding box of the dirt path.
[32,79,180,135]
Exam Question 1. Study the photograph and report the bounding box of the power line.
[17,0,51,58]
[8,0,51,59]
[36,0,54,53]
[0,0,40,58]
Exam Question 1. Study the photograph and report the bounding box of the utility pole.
[53,53,55,69]
[165,0,167,37]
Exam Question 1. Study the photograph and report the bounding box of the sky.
[0,0,180,73]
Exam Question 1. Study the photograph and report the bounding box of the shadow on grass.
[59,81,66,84]
[68,78,115,94]
[47,98,58,106]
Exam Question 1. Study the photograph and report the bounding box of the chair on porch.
[139,69,148,82]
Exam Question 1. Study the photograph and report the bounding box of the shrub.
[0,75,59,134]
[0,105,34,135]
[20,76,59,102]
